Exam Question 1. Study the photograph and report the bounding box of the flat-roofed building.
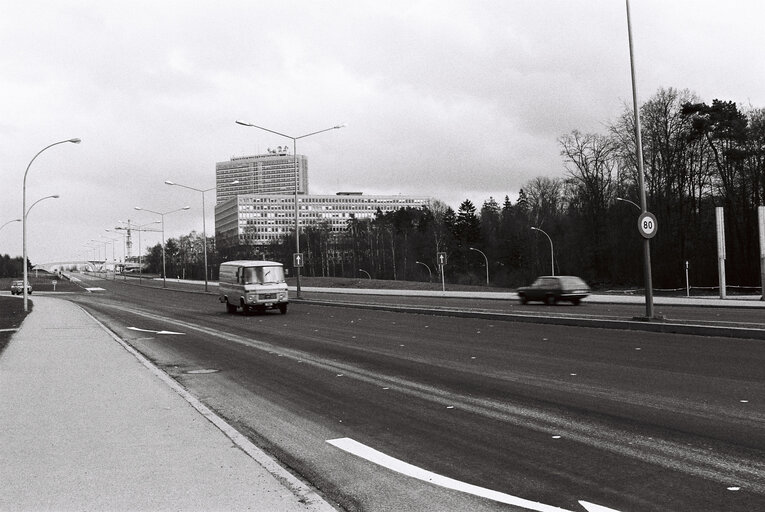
[216,148,308,204]
[215,192,431,247]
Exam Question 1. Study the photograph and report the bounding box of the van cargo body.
[219,260,288,314]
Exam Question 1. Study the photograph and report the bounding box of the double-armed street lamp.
[469,247,489,285]
[236,120,346,298]
[164,180,238,292]
[134,205,190,288]
[415,260,433,282]
[531,227,554,276]
[22,137,80,311]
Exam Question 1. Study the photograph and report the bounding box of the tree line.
[138,87,765,290]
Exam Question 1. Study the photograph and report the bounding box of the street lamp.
[101,235,120,278]
[23,194,60,292]
[0,218,21,233]
[117,220,161,283]
[625,0,655,319]
[531,227,554,276]
[236,120,345,298]
[358,268,371,280]
[616,196,641,211]
[22,137,80,311]
[134,206,190,288]
[469,247,489,285]
[415,261,433,282]
[164,179,234,292]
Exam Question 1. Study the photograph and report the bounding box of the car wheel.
[544,294,556,305]
[519,295,528,305]
[571,298,581,305]
[226,301,237,314]
[278,304,288,314]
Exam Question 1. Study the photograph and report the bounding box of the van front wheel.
[278,304,288,315]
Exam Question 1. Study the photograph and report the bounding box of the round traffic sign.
[638,212,658,239]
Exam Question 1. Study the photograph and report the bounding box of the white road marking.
[326,437,622,512]
[127,326,185,335]
[85,287,106,292]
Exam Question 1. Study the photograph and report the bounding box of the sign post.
[716,207,726,299]
[759,206,765,300]
[437,252,447,292]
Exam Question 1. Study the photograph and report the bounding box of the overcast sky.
[2,0,764,264]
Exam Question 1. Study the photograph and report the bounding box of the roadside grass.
[0,296,31,355]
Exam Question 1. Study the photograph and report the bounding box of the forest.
[140,87,765,290]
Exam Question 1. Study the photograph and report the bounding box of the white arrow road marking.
[326,438,621,512]
[127,327,185,335]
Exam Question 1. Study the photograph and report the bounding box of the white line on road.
[326,437,621,512]
[127,326,185,335]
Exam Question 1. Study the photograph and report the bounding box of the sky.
[2,0,764,264]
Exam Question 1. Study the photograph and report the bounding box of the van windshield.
[243,266,285,285]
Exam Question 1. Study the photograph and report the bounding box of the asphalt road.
[62,274,765,511]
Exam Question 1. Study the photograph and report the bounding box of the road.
[62,273,765,511]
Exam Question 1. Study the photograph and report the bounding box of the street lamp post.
[616,196,641,211]
[531,227,554,276]
[626,0,655,320]
[134,206,190,288]
[469,247,489,285]
[0,219,21,233]
[23,194,60,297]
[236,120,345,298]
[165,180,229,292]
[415,261,433,282]
[106,229,128,280]
[358,269,371,280]
[22,138,80,311]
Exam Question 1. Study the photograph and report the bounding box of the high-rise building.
[216,147,308,204]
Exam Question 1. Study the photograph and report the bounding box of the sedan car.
[517,275,589,305]
[10,280,32,295]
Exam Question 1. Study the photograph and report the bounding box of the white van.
[218,260,289,314]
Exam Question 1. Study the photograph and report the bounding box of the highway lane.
[297,291,765,329]
[64,274,765,511]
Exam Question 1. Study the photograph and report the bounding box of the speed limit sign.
[638,212,658,239]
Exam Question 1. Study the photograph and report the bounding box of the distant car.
[10,280,32,295]
[517,275,589,305]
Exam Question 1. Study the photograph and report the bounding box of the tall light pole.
[0,219,21,234]
[22,138,80,311]
[415,260,432,282]
[236,120,345,298]
[469,247,489,285]
[626,0,655,319]
[358,269,371,280]
[23,194,60,302]
[531,227,554,276]
[616,196,641,211]
[165,180,233,292]
[134,206,190,288]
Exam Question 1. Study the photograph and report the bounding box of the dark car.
[10,280,32,295]
[517,275,589,305]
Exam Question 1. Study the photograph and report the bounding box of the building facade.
[216,148,308,204]
[215,192,431,247]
